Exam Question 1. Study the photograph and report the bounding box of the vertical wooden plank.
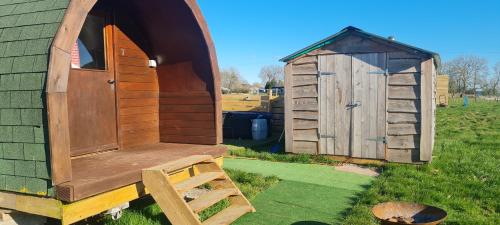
[326,60,336,155]
[352,53,387,159]
[318,55,337,155]
[333,54,351,156]
[367,54,378,158]
[420,58,434,161]
[376,53,387,159]
[284,63,294,153]
[351,55,364,158]
[318,56,327,154]
[47,93,73,185]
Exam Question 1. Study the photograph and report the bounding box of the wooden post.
[284,64,294,153]
[420,58,434,161]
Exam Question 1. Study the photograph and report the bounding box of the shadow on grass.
[337,182,377,222]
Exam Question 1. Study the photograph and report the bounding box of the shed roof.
[280,26,440,66]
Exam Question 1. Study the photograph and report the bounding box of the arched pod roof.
[0,0,222,193]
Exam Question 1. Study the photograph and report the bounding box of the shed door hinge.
[366,136,387,143]
[368,68,389,76]
[318,71,336,76]
[319,134,335,139]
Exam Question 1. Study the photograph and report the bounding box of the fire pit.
[372,202,447,225]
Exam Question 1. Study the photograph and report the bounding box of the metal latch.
[368,68,389,76]
[318,71,336,76]
[346,101,361,108]
[366,136,387,143]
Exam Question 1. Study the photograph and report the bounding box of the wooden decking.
[56,143,227,202]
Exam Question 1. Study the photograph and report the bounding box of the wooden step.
[202,204,253,225]
[175,172,225,193]
[148,155,213,172]
[188,188,238,213]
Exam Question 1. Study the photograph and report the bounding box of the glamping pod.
[0,0,254,224]
[281,26,439,164]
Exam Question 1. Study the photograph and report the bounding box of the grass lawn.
[225,136,339,166]
[224,158,374,225]
[342,100,500,225]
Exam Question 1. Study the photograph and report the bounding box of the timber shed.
[0,1,241,221]
[281,26,439,163]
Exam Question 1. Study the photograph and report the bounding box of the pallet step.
[202,204,253,225]
[175,172,225,193]
[188,188,238,213]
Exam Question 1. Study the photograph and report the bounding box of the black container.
[222,111,272,139]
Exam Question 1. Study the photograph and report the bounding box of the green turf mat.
[224,158,373,191]
[224,158,374,225]
[234,180,360,225]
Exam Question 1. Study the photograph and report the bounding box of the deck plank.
[57,143,227,202]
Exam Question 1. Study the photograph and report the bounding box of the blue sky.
[198,0,500,84]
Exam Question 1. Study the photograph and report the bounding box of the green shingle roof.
[0,0,70,196]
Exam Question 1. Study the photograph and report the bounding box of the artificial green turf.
[224,158,373,192]
[234,180,355,225]
[342,99,500,225]
[223,158,374,225]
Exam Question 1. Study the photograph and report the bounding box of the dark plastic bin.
[222,111,272,139]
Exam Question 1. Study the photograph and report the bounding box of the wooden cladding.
[387,58,421,73]
[293,98,318,111]
[292,85,318,98]
[114,24,160,149]
[292,63,317,74]
[293,75,318,87]
[388,73,420,86]
[159,92,216,145]
[388,86,421,100]
[386,56,423,155]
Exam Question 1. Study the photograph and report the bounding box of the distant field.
[342,100,500,225]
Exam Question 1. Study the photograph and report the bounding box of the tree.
[491,62,500,96]
[259,65,284,87]
[220,67,250,93]
[442,55,488,98]
[469,56,488,98]
[264,79,278,89]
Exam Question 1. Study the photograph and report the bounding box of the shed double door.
[318,53,387,159]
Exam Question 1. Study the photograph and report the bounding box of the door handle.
[107,80,116,84]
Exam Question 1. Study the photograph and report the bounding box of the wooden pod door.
[67,11,118,156]
[318,53,387,159]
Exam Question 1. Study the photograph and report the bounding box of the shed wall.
[0,0,70,196]
[284,35,435,163]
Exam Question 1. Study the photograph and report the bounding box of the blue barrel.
[251,119,268,140]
